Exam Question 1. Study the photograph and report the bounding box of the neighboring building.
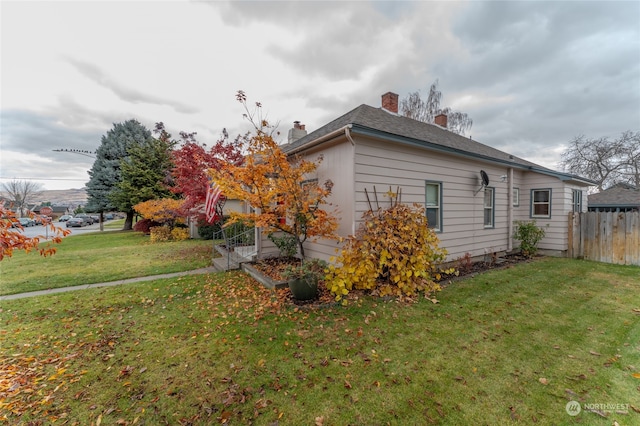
[588,183,640,212]
[255,91,595,262]
[31,205,72,219]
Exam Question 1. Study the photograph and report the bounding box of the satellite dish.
[475,170,490,195]
[480,170,489,186]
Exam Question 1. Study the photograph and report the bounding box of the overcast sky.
[1,0,639,191]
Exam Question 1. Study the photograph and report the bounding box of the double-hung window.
[572,189,583,212]
[531,189,552,218]
[425,181,442,231]
[484,187,494,228]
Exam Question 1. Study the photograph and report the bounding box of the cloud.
[63,57,200,114]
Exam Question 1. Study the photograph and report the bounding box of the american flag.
[205,180,222,223]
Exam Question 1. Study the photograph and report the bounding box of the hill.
[38,188,88,206]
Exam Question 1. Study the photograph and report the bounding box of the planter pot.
[288,275,318,301]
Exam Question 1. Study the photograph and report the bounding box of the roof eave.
[352,125,595,185]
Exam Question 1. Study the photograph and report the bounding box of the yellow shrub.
[326,203,454,300]
[171,227,190,241]
[150,226,172,242]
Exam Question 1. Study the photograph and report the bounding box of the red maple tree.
[155,123,245,221]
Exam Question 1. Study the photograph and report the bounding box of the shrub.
[268,232,298,258]
[326,203,453,301]
[150,225,172,242]
[171,227,190,241]
[513,220,546,258]
[133,218,160,235]
[455,252,473,274]
[197,217,225,240]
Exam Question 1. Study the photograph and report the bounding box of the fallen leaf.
[632,373,640,379]
[539,378,548,385]
[344,379,352,389]
[315,416,325,426]
[589,350,601,356]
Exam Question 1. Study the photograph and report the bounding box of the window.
[512,188,520,207]
[484,187,494,228]
[531,189,552,218]
[572,189,582,212]
[425,181,442,231]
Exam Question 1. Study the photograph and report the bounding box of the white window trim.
[531,188,552,218]
[484,187,495,228]
[425,181,442,232]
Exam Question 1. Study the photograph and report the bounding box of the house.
[587,183,640,212]
[255,92,595,263]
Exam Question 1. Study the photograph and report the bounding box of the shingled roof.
[283,103,595,185]
[588,183,640,208]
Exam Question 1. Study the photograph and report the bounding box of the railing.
[213,221,257,270]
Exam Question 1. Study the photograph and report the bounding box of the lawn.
[0,229,214,296]
[1,255,638,425]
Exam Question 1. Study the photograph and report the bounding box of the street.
[16,221,106,239]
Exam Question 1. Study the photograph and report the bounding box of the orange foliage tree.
[1,204,69,261]
[210,91,338,258]
[133,198,185,229]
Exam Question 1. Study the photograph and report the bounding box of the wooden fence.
[568,211,640,266]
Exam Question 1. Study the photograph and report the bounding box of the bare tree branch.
[560,132,638,191]
[0,180,43,217]
[400,80,473,135]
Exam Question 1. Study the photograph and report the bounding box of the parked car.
[66,217,87,227]
[33,215,50,225]
[74,214,94,225]
[90,215,100,223]
[19,218,35,227]
[59,214,73,222]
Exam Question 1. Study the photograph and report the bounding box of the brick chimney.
[381,92,399,114]
[288,121,307,143]
[434,113,447,128]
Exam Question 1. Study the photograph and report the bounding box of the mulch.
[251,253,536,308]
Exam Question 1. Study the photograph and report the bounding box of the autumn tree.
[0,180,42,217]
[87,120,152,230]
[133,198,185,229]
[400,79,473,135]
[559,131,640,191]
[166,123,245,220]
[210,91,338,258]
[1,203,69,261]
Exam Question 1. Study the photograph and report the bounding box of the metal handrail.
[213,222,256,270]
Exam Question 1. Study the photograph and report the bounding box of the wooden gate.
[568,211,640,266]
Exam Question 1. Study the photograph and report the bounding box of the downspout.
[507,167,514,252]
[344,126,356,235]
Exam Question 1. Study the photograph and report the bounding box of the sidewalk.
[0,267,218,301]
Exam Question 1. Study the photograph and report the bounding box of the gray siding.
[267,134,591,262]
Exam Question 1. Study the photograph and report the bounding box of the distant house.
[253,92,595,262]
[588,183,640,212]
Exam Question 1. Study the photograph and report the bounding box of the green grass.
[1,257,638,424]
[0,229,214,295]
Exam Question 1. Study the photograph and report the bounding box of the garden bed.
[245,253,536,307]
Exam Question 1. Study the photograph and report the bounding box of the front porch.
[212,222,258,271]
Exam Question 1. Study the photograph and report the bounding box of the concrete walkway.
[0,266,218,301]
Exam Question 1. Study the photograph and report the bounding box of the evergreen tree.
[86,120,152,230]
[111,136,176,219]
